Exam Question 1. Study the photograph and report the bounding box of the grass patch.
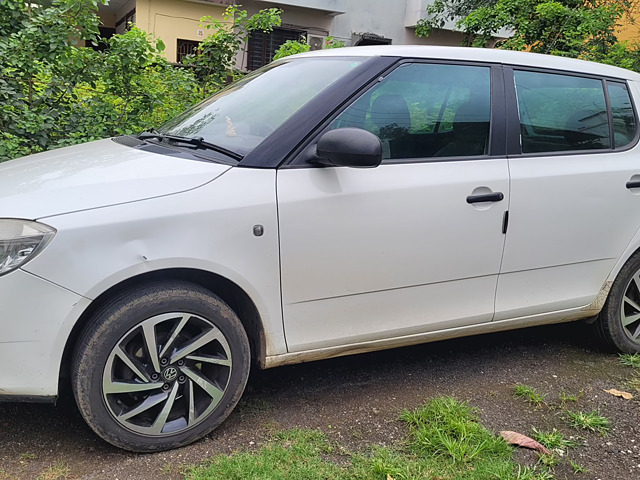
[186,396,554,480]
[558,390,582,407]
[619,353,640,368]
[569,459,588,473]
[566,410,610,435]
[514,384,547,407]
[19,453,36,463]
[531,428,577,450]
[628,374,640,393]
[186,429,343,480]
[537,453,559,468]
[36,462,69,480]
[0,470,17,480]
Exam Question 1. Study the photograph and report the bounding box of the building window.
[115,8,136,35]
[91,27,116,52]
[177,39,200,64]
[247,27,305,71]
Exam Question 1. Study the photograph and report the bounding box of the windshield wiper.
[138,132,243,161]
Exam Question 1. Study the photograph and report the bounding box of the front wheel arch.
[58,268,266,395]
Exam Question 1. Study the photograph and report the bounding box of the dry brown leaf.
[499,430,551,455]
[386,475,396,480]
[604,388,633,400]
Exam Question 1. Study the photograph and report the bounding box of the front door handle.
[466,192,504,204]
[626,180,640,189]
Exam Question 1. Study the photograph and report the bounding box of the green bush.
[0,0,198,162]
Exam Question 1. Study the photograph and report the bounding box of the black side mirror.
[316,128,382,168]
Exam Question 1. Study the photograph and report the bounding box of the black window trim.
[504,65,640,158]
[281,58,507,169]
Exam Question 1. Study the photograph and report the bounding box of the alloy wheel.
[620,272,640,345]
[102,312,233,436]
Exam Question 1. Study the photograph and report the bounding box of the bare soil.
[1,322,639,479]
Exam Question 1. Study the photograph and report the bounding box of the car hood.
[0,139,232,219]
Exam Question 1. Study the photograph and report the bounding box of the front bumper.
[0,269,85,398]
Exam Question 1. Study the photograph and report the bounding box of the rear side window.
[514,71,610,153]
[330,63,491,161]
[608,81,637,148]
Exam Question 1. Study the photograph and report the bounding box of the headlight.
[0,219,56,276]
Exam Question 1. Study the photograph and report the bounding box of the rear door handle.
[466,192,504,204]
[626,181,640,189]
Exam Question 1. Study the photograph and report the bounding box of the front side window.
[330,63,492,161]
[514,71,610,153]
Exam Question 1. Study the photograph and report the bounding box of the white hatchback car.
[2,46,640,451]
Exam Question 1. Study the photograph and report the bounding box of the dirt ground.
[1,321,639,480]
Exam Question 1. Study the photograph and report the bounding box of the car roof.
[294,45,640,81]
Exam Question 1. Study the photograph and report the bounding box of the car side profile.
[2,46,640,451]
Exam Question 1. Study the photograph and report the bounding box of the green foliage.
[0,0,198,161]
[273,36,345,60]
[183,5,282,98]
[325,36,347,49]
[416,0,638,67]
[68,27,198,141]
[273,37,311,60]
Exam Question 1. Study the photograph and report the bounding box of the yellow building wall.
[617,3,640,44]
[135,0,228,62]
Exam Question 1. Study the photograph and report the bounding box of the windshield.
[158,57,369,158]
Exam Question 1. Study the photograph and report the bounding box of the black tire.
[72,281,250,452]
[596,252,640,354]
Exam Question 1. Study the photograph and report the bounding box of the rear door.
[277,62,510,352]
[496,68,640,320]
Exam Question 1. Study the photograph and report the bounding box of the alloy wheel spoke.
[114,346,149,382]
[631,324,640,340]
[104,380,164,394]
[181,366,224,403]
[170,328,224,364]
[150,382,180,435]
[159,315,190,359]
[622,312,640,327]
[624,295,640,313]
[142,322,161,373]
[187,379,196,426]
[186,354,232,367]
[118,392,168,422]
[633,273,640,295]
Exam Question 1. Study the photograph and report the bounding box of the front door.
[277,62,510,352]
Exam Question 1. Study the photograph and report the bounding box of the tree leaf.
[604,388,633,400]
[499,430,552,454]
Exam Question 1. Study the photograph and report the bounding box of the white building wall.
[329,0,463,46]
